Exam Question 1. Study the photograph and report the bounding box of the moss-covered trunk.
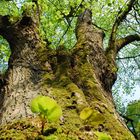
[0,9,135,139]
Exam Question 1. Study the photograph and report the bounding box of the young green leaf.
[30,95,43,113]
[46,135,58,140]
[94,131,112,140]
[47,105,62,122]
[80,107,93,120]
[30,95,62,122]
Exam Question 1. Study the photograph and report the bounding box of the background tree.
[124,100,140,139]
[0,0,140,139]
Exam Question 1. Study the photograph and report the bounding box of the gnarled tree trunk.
[0,9,135,139]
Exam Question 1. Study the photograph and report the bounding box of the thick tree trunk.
[0,10,135,139]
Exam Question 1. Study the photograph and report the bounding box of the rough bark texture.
[0,9,135,139]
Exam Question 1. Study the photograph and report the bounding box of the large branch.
[116,34,140,52]
[116,54,140,60]
[106,0,136,53]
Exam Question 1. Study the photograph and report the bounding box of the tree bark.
[0,9,135,139]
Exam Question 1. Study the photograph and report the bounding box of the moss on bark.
[0,8,136,140]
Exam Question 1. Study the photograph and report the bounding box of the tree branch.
[106,0,136,55]
[116,34,140,52]
[116,54,140,60]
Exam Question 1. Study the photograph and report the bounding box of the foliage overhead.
[0,0,139,48]
[0,36,10,73]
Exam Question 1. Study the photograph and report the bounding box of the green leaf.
[46,105,62,122]
[30,95,62,122]
[46,135,58,140]
[80,107,93,120]
[95,132,112,140]
[31,95,57,112]
[30,95,42,113]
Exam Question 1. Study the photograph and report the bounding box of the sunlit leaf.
[80,107,93,120]
[30,95,62,122]
[94,131,112,140]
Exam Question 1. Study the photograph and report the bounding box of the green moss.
[55,75,72,87]
[0,103,135,140]
[0,119,39,139]
[41,73,54,81]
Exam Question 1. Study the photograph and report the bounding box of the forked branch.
[106,0,136,55]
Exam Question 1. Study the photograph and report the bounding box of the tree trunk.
[0,10,135,139]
